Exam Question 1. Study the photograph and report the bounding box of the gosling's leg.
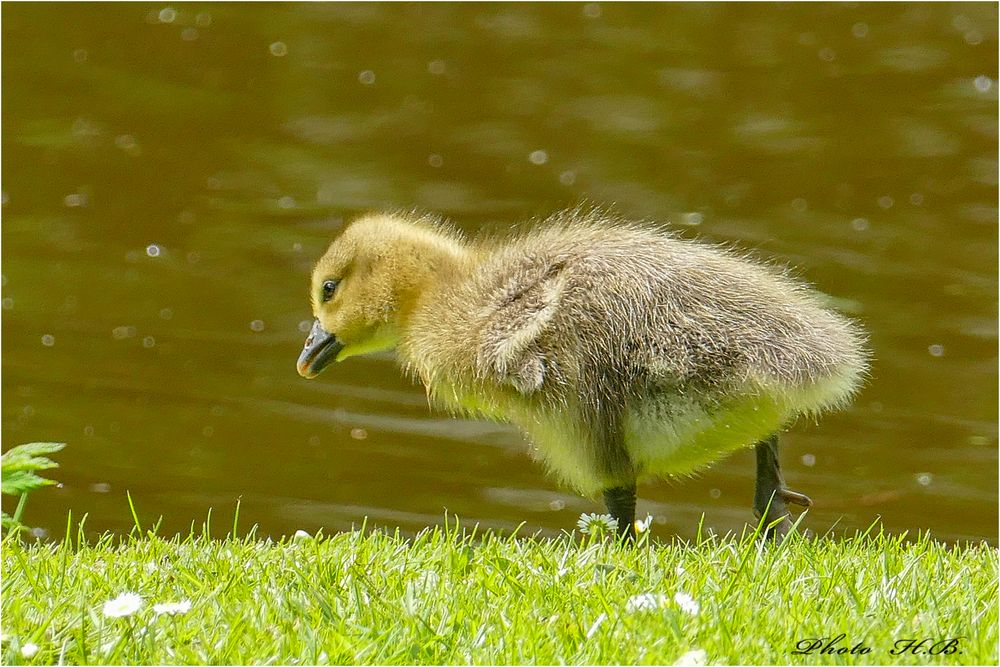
[603,483,637,543]
[753,434,812,540]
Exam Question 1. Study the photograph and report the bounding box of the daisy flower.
[674,591,700,615]
[103,592,142,618]
[576,513,619,536]
[674,648,707,666]
[152,600,192,616]
[626,593,668,612]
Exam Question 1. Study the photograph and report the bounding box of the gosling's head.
[297,213,467,378]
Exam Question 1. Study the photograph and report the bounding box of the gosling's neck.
[391,225,476,328]
[390,229,481,397]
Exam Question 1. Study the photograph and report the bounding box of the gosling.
[297,210,867,540]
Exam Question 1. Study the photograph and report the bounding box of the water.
[2,3,996,544]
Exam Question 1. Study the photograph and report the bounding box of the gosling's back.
[405,214,864,405]
[400,212,866,493]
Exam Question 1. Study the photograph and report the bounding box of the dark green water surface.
[3,3,997,543]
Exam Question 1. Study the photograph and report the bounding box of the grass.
[2,516,997,666]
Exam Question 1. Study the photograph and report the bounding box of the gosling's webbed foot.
[754,434,810,541]
[754,489,810,541]
[777,487,813,508]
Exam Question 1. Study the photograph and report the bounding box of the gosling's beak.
[297,319,344,379]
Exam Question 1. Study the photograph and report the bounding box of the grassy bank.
[2,520,997,665]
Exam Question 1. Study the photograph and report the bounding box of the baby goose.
[297,210,867,540]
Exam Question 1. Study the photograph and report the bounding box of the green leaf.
[1,442,66,496]
[2,442,64,471]
[1,512,25,532]
[2,470,57,496]
[2,442,65,459]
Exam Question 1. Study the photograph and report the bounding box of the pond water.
[3,3,997,544]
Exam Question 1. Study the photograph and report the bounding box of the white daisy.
[674,649,707,666]
[674,591,700,615]
[152,600,191,616]
[102,592,143,618]
[634,514,654,533]
[576,512,619,535]
[626,592,668,612]
[21,643,39,658]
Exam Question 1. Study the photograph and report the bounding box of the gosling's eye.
[322,280,339,302]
